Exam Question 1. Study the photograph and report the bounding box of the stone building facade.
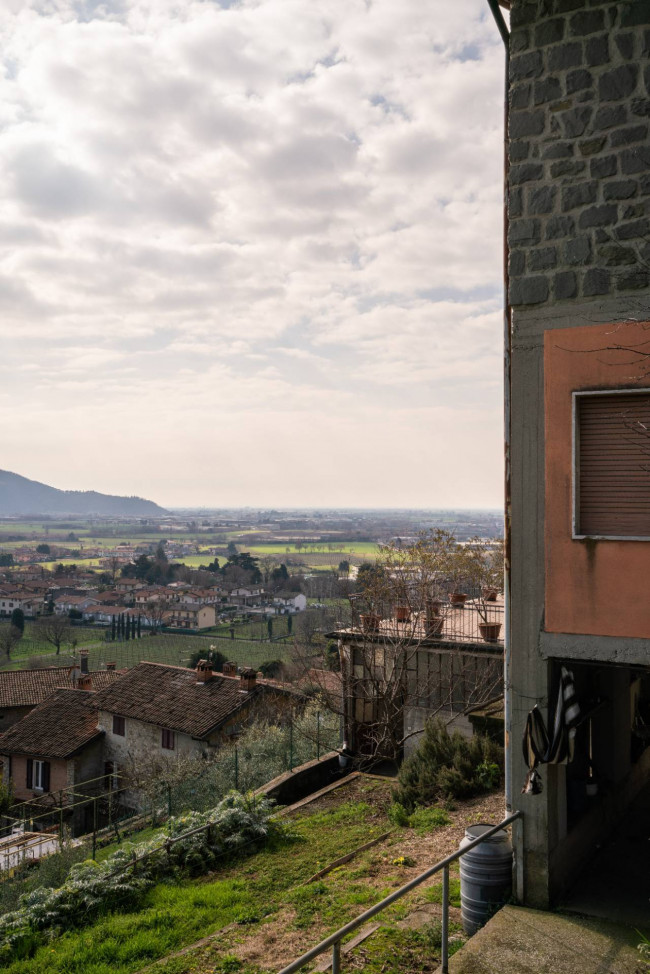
[505,0,650,913]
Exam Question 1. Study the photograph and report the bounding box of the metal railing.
[277,811,522,974]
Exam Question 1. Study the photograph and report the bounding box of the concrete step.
[437,905,642,974]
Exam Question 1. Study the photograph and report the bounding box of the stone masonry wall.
[508,0,650,307]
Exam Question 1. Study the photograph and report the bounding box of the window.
[574,390,650,538]
[161,728,175,750]
[112,715,126,736]
[26,759,50,792]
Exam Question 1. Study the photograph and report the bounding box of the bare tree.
[0,625,22,660]
[35,614,72,655]
[143,599,167,634]
[106,555,122,586]
[290,531,504,766]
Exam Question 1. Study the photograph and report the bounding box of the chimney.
[80,650,89,675]
[240,668,257,692]
[222,661,237,677]
[196,659,213,683]
[78,673,93,691]
[106,661,116,672]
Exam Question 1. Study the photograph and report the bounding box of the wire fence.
[0,707,341,899]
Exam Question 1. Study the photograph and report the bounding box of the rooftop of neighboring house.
[0,688,103,758]
[93,661,301,739]
[0,667,121,709]
[84,605,136,617]
[337,594,505,646]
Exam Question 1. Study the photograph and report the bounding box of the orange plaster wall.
[545,320,650,638]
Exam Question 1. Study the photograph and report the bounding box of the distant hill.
[0,471,167,517]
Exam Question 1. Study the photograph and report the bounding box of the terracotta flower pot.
[425,598,442,617]
[395,605,410,622]
[360,613,380,633]
[425,616,445,637]
[449,592,468,606]
[482,588,498,602]
[479,622,502,642]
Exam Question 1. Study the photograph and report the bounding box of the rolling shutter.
[42,761,50,792]
[26,759,33,789]
[577,392,650,536]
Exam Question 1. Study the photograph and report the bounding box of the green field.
[1,628,294,673]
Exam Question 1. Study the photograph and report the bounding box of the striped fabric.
[522,666,580,794]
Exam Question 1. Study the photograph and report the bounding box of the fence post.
[235,747,239,791]
[332,940,341,974]
[167,785,173,822]
[92,796,97,860]
[58,805,63,849]
[316,711,320,760]
[289,719,294,771]
[441,864,449,974]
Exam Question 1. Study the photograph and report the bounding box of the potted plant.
[457,537,504,642]
[360,613,380,633]
[449,592,469,606]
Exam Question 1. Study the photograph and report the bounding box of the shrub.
[0,792,279,963]
[387,802,410,828]
[387,802,450,832]
[392,719,503,810]
[408,806,450,833]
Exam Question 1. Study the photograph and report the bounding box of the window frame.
[112,714,126,737]
[161,728,175,751]
[30,759,50,792]
[572,388,650,541]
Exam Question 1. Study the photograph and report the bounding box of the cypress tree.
[125,614,130,640]
[287,614,292,635]
[137,615,141,638]
[111,615,116,641]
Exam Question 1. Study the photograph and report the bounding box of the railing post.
[316,711,320,760]
[441,864,449,974]
[331,941,341,974]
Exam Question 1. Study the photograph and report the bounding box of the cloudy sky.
[1,0,507,510]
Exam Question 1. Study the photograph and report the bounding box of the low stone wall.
[256,751,348,806]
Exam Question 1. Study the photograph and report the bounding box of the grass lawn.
[0,778,505,974]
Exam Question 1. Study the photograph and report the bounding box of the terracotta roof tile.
[0,689,102,758]
[93,661,299,739]
[0,668,120,708]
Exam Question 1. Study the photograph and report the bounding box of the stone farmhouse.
[0,660,302,819]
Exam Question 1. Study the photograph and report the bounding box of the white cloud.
[0,0,506,507]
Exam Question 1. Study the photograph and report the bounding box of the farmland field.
[1,628,294,673]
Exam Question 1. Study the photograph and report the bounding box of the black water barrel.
[459,824,513,935]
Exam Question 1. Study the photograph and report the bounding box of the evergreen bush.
[393,719,503,810]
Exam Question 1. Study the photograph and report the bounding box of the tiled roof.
[93,661,298,739]
[0,689,102,758]
[0,668,121,708]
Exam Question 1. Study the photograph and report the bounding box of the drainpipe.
[485,0,512,811]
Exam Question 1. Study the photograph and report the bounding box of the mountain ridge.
[0,470,167,516]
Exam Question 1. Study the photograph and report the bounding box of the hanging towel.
[521,666,580,794]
